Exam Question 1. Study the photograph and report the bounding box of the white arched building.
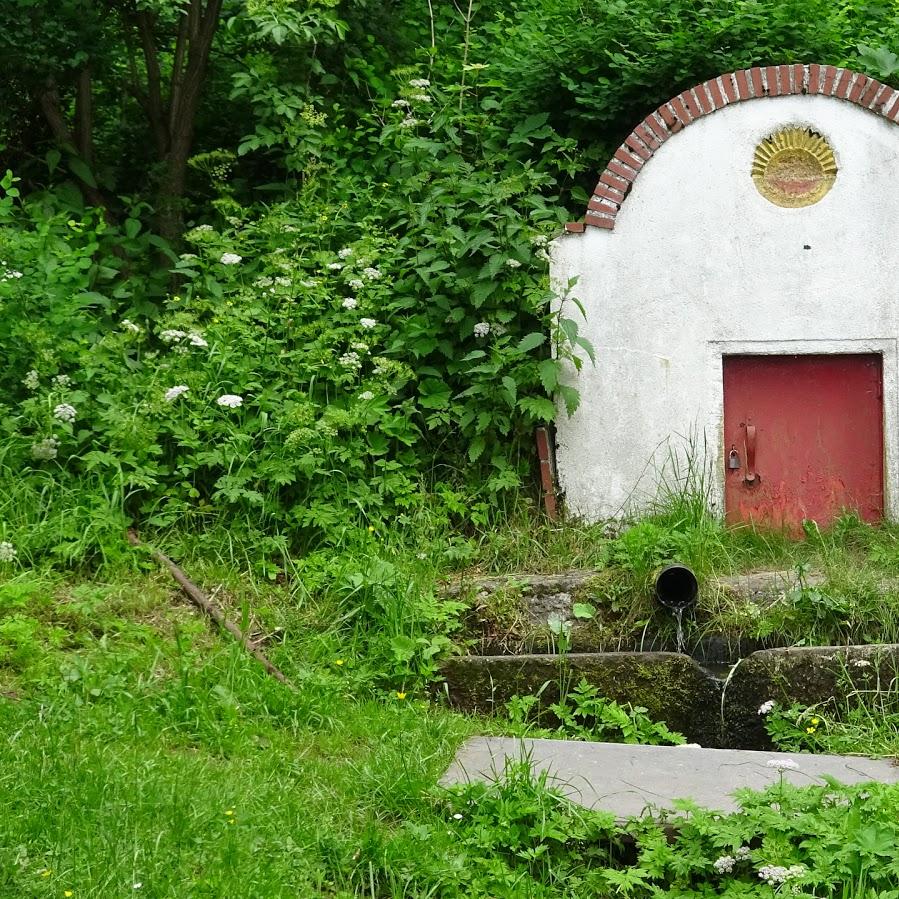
[552,64,899,531]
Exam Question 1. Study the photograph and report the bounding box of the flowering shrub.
[0,70,592,563]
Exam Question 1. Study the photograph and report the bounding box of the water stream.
[673,607,686,655]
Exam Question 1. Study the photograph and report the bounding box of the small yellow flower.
[65,892,73,897]
[811,717,820,725]
[334,659,344,666]
[225,809,234,816]
[806,726,816,734]
[396,691,407,700]
[367,525,375,533]
[40,869,52,878]
[227,819,235,825]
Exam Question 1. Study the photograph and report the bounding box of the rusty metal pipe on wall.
[655,564,699,611]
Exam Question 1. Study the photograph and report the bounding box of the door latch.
[728,446,741,470]
[743,424,759,485]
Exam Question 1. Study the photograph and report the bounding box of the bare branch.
[127,530,295,688]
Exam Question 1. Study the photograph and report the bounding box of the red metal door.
[723,354,883,531]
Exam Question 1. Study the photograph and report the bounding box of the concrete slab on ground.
[441,737,899,818]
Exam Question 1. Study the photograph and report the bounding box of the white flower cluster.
[352,341,369,353]
[31,436,60,461]
[53,403,76,423]
[505,258,522,269]
[180,253,198,261]
[410,93,432,103]
[216,394,243,408]
[359,390,375,401]
[409,78,431,88]
[359,318,377,330]
[0,541,16,562]
[758,700,776,715]
[342,297,358,310]
[164,385,190,402]
[474,322,491,338]
[328,262,343,271]
[362,266,381,280]
[399,117,420,129]
[185,224,214,241]
[339,351,361,369]
[713,856,735,874]
[23,370,39,391]
[765,758,799,772]
[160,329,207,350]
[255,276,274,288]
[2,268,23,280]
[338,247,354,258]
[52,374,71,388]
[852,658,872,668]
[392,99,410,108]
[220,252,242,265]
[121,319,141,334]
[274,276,291,286]
[349,278,365,290]
[713,847,751,875]
[758,864,805,885]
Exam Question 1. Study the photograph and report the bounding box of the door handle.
[743,424,758,485]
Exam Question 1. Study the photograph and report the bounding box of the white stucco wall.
[551,94,899,520]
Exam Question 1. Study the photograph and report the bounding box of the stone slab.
[442,737,899,818]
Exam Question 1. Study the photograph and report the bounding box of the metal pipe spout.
[655,564,699,611]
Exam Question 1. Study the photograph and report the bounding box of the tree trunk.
[138,0,223,244]
[38,75,110,214]
[157,136,192,245]
[74,66,94,166]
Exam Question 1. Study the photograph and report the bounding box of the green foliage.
[482,0,899,178]
[763,662,899,758]
[0,151,588,560]
[506,679,685,746]
[0,23,600,564]
[429,758,899,898]
[3,556,899,897]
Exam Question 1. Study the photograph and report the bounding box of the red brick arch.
[566,64,899,233]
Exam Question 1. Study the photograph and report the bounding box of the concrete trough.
[441,644,899,748]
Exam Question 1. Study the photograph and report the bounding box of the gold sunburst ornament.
[752,127,837,208]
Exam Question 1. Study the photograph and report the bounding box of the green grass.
[0,566,476,897]
[5,504,899,896]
